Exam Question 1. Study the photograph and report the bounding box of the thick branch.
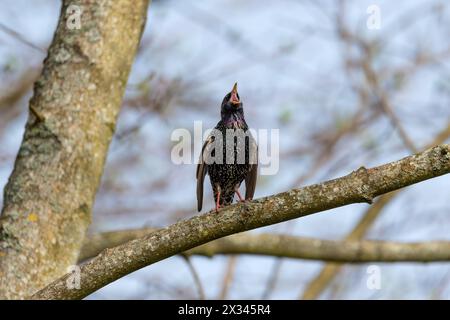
[80,229,450,263]
[32,144,450,299]
[0,0,149,299]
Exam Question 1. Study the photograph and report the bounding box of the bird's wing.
[196,136,214,212]
[245,135,258,200]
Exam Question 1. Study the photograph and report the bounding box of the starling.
[197,83,258,212]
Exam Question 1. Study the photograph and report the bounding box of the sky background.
[0,0,450,299]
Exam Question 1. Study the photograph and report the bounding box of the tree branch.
[301,123,450,299]
[32,144,450,299]
[80,229,450,263]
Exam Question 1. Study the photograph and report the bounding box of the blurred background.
[1,0,450,299]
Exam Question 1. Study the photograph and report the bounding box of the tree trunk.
[0,0,149,299]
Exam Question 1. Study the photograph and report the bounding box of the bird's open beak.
[230,82,240,105]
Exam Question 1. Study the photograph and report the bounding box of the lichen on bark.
[0,0,150,299]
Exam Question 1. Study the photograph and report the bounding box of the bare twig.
[218,256,237,300]
[181,256,205,300]
[0,22,46,53]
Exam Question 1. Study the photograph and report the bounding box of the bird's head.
[221,82,244,121]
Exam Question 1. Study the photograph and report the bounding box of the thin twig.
[0,22,46,53]
[218,256,237,300]
[181,256,205,300]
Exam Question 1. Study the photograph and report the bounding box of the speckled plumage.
[197,84,258,212]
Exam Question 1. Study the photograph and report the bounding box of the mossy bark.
[0,0,149,299]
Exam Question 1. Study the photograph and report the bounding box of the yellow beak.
[230,82,239,104]
[232,82,238,94]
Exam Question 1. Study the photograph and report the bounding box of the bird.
[196,83,258,212]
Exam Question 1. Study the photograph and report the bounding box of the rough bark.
[0,0,149,299]
[32,144,450,299]
[80,229,450,263]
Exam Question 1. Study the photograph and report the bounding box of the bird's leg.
[215,185,221,212]
[235,188,245,203]
[215,192,221,212]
